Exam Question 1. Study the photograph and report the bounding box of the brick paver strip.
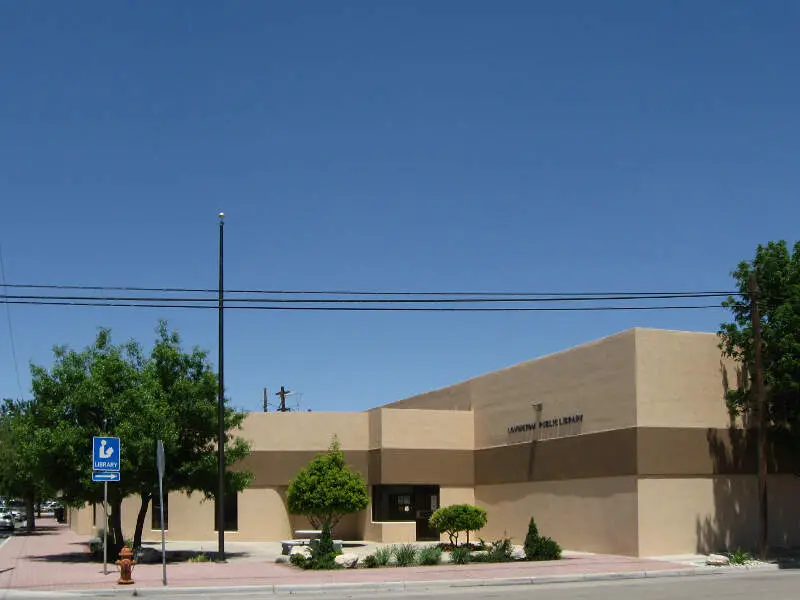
[0,519,691,592]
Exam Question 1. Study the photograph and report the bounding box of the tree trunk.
[108,498,125,558]
[24,493,36,533]
[132,492,152,553]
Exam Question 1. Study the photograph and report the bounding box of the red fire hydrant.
[116,546,136,585]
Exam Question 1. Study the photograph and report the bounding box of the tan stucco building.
[69,328,800,556]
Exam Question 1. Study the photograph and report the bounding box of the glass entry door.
[414,485,440,541]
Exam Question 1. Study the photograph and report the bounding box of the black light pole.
[217,212,226,562]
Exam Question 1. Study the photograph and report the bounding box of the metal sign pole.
[103,481,108,575]
[157,440,166,586]
[159,475,166,585]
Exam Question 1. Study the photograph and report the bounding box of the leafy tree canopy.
[286,436,369,530]
[719,240,800,450]
[0,398,55,530]
[27,321,252,551]
[428,503,487,546]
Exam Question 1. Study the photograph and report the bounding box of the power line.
[2,299,723,312]
[0,245,23,399]
[2,282,740,297]
[0,292,732,304]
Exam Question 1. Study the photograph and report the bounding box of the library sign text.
[507,413,584,434]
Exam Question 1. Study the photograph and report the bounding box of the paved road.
[4,570,799,599]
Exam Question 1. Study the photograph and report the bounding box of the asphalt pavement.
[2,569,799,599]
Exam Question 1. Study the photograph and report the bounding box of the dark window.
[372,485,440,522]
[214,489,238,532]
[151,492,168,530]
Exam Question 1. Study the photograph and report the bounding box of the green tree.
[286,437,369,531]
[718,240,800,461]
[29,322,252,554]
[428,504,487,546]
[0,399,53,531]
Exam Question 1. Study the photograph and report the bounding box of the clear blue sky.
[2,1,799,412]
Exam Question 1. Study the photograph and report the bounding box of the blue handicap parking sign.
[92,436,121,472]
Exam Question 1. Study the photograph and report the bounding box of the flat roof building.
[69,328,800,556]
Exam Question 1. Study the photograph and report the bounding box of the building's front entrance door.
[414,485,440,541]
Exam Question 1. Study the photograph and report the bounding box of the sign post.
[156,440,166,586]
[104,479,107,575]
[92,436,121,576]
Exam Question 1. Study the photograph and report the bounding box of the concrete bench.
[294,529,322,538]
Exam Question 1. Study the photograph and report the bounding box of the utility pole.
[276,386,291,412]
[749,271,768,560]
[216,212,226,562]
[263,387,268,412]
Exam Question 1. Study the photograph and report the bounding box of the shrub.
[523,518,539,558]
[88,537,103,555]
[290,553,308,568]
[374,546,392,566]
[486,538,513,563]
[188,552,210,563]
[292,524,342,570]
[437,541,482,552]
[729,548,752,565]
[450,546,471,565]
[523,518,562,561]
[363,554,379,568]
[393,544,418,567]
[306,523,340,570]
[532,537,562,561]
[429,504,488,546]
[418,545,443,566]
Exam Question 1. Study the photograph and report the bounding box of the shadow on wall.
[696,426,757,554]
[697,364,800,559]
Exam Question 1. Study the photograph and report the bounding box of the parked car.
[5,500,26,523]
[0,512,15,532]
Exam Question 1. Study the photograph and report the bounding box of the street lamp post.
[217,212,226,562]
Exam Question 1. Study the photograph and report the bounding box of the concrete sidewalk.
[0,519,750,595]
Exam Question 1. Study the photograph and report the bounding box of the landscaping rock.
[274,555,290,564]
[334,553,359,568]
[511,545,526,560]
[290,545,312,559]
[706,553,730,566]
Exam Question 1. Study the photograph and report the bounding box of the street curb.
[83,564,780,597]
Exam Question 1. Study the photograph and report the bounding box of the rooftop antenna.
[276,386,291,412]
[263,386,304,412]
[274,387,304,412]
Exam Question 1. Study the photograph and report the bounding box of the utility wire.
[3,299,723,312]
[2,282,741,297]
[0,292,732,304]
[0,245,23,399]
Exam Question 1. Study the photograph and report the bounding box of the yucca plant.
[393,543,418,567]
